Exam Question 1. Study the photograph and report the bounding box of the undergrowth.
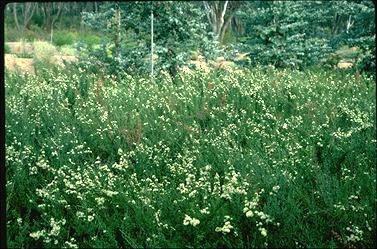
[5,66,376,248]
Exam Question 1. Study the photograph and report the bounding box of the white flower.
[259,227,268,237]
[246,210,254,217]
[88,214,95,222]
[272,185,280,192]
[103,190,119,197]
[215,220,234,234]
[30,230,44,240]
[191,218,200,227]
[200,207,210,215]
[76,211,84,218]
[183,214,200,227]
[95,197,105,205]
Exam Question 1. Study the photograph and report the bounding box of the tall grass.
[5,66,376,248]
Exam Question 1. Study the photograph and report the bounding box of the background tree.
[202,1,243,43]
[12,3,37,35]
[236,0,375,70]
[81,1,216,80]
[40,2,64,32]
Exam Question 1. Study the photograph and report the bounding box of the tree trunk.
[332,14,341,35]
[12,3,36,35]
[42,3,63,34]
[219,15,232,43]
[203,1,240,43]
[114,6,122,58]
[23,3,36,31]
[13,3,20,31]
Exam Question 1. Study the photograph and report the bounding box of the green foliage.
[4,25,48,42]
[30,13,44,27]
[81,2,220,78]
[237,0,375,70]
[4,26,22,42]
[238,2,334,69]
[76,33,101,48]
[335,46,361,60]
[51,30,101,48]
[15,53,34,58]
[5,66,376,248]
[5,43,11,53]
[58,45,76,56]
[33,41,58,64]
[52,31,77,47]
[357,48,376,73]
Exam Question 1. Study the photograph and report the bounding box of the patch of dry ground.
[5,54,78,75]
[6,42,34,54]
[5,54,35,74]
[5,42,78,74]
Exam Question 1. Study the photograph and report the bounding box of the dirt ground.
[5,54,35,74]
[5,54,78,75]
[5,41,354,75]
[5,42,78,75]
[6,42,34,54]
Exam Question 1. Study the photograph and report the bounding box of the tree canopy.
[5,1,376,74]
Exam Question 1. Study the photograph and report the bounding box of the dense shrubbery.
[76,33,101,48]
[52,31,76,46]
[236,1,375,71]
[5,66,376,248]
[52,30,101,48]
[33,41,58,64]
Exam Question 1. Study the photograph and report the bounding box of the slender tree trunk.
[114,6,121,58]
[219,15,232,43]
[203,1,239,43]
[13,3,20,31]
[332,14,341,35]
[24,3,36,30]
[12,3,36,35]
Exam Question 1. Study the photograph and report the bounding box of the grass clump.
[33,41,58,64]
[5,66,376,248]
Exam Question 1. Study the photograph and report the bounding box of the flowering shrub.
[5,66,376,248]
[33,41,58,64]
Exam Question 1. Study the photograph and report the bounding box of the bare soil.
[5,54,35,74]
[5,54,78,75]
[6,42,34,54]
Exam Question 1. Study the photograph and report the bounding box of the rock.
[337,60,353,69]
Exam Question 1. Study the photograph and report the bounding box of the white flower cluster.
[103,189,119,197]
[200,207,210,215]
[345,225,364,243]
[220,168,249,200]
[183,214,200,227]
[215,215,234,234]
[243,190,276,237]
[269,185,280,195]
[29,218,66,243]
[49,218,66,236]
[95,197,105,205]
[30,230,46,240]
[64,238,79,249]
